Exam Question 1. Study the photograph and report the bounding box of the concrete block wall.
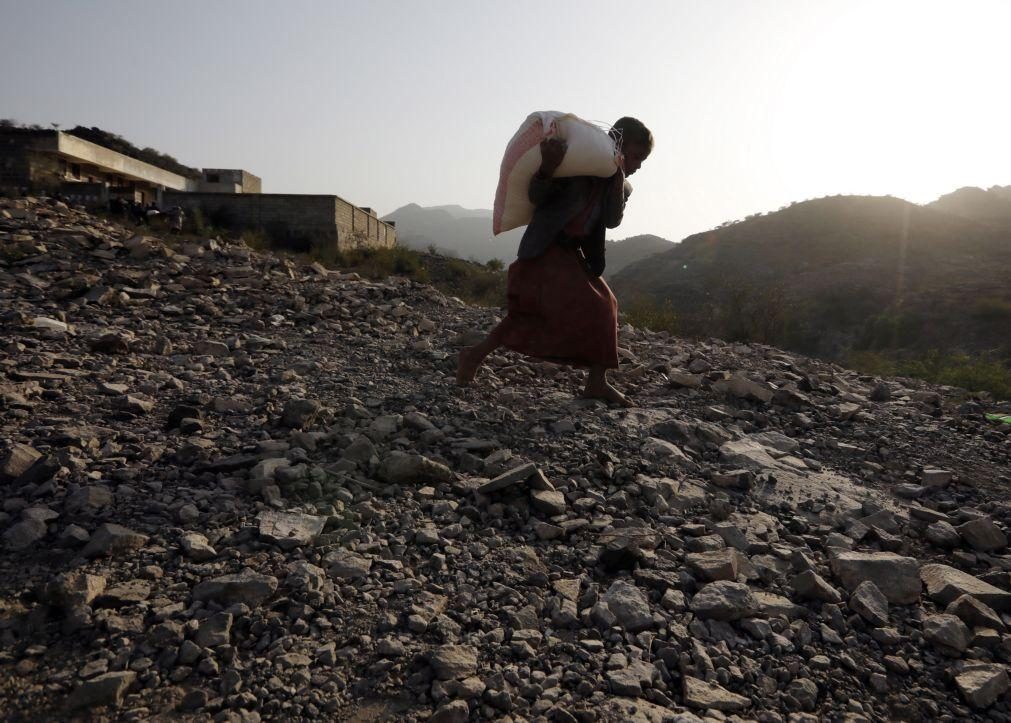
[163,191,397,251]
[334,199,354,243]
[342,201,395,249]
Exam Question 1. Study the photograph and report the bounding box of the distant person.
[457,116,653,406]
[168,206,185,234]
[130,200,147,226]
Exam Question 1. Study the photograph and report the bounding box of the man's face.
[622,141,651,176]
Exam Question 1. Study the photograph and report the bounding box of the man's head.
[611,117,653,176]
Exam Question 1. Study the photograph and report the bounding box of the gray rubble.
[1,196,1010,720]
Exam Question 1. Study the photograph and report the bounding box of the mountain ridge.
[610,190,1011,362]
[383,203,674,276]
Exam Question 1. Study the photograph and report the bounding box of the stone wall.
[162,191,396,251]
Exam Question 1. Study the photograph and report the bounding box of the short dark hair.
[611,117,654,150]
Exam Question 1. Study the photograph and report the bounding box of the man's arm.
[603,171,632,229]
[529,137,567,205]
[529,174,564,206]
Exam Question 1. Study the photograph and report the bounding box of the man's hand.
[537,137,567,178]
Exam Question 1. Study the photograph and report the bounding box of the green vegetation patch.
[622,295,680,335]
[849,350,1011,400]
[309,240,505,308]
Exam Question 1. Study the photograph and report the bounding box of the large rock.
[1,443,42,480]
[920,564,1011,611]
[378,452,453,485]
[257,509,327,549]
[607,659,655,697]
[286,561,330,596]
[429,645,478,680]
[849,580,889,627]
[922,469,953,488]
[946,594,1006,632]
[64,485,114,516]
[341,435,377,464]
[430,700,471,723]
[477,463,538,493]
[602,580,654,632]
[786,678,819,711]
[954,664,1010,709]
[193,340,230,356]
[179,532,217,561]
[924,521,961,548]
[690,581,758,621]
[530,488,566,516]
[192,570,278,607]
[792,570,843,603]
[957,517,1007,552]
[712,374,774,404]
[66,671,136,710]
[642,437,690,461]
[45,571,107,608]
[921,614,970,656]
[687,550,741,582]
[326,550,372,580]
[82,524,148,559]
[194,612,233,647]
[682,676,751,712]
[4,518,46,550]
[719,439,780,471]
[280,398,322,429]
[829,552,920,604]
[99,580,151,606]
[754,591,806,620]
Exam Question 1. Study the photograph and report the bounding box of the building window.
[71,163,81,179]
[206,173,220,183]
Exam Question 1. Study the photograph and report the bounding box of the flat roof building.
[0,127,393,249]
[0,129,257,204]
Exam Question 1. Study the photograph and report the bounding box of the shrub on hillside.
[622,296,679,335]
[850,350,1011,400]
[971,296,1011,324]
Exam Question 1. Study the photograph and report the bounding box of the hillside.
[928,185,1011,226]
[604,234,674,277]
[383,203,673,275]
[383,203,523,262]
[2,198,1011,720]
[611,194,1011,362]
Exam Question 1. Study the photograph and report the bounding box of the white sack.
[493,111,619,235]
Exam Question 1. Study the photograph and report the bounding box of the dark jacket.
[516,174,632,277]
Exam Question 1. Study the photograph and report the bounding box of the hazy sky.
[3,1,1010,242]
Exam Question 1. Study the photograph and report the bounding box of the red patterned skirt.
[493,244,619,368]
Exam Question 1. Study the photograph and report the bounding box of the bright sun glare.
[769,1,1011,205]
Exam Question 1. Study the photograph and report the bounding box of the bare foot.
[582,381,633,407]
[456,346,481,386]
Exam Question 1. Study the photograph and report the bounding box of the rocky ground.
[1,196,1010,722]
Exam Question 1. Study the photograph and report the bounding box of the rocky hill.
[383,203,673,276]
[610,194,1011,361]
[2,197,1011,720]
[382,203,523,262]
[928,185,1011,226]
[601,235,674,278]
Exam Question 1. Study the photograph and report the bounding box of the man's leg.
[583,365,631,406]
[456,330,502,385]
